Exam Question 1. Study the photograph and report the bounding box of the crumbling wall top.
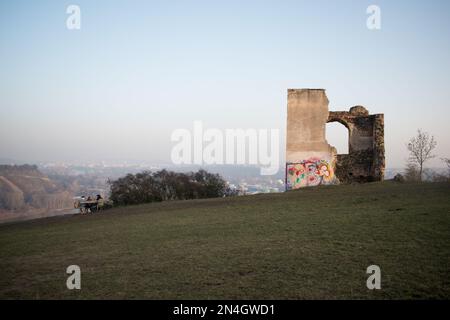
[349,106,369,116]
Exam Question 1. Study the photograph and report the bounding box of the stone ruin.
[286,89,385,189]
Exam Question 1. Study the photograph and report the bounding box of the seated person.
[95,194,104,211]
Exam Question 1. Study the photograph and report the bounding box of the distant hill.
[0,165,73,211]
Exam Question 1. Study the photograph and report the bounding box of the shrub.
[108,169,228,206]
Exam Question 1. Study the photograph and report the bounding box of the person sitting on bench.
[95,194,104,212]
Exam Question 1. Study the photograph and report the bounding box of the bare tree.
[406,129,437,181]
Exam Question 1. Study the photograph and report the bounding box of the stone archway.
[327,106,385,183]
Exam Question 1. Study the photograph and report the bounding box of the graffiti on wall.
[286,157,336,189]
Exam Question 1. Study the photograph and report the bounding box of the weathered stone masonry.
[328,106,385,184]
[286,89,385,189]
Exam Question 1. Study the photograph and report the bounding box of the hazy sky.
[1,0,449,168]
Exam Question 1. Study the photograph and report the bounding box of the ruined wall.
[286,89,338,189]
[286,89,385,190]
[327,106,385,183]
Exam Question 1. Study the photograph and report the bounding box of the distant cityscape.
[1,158,446,198]
[1,158,414,195]
[36,162,287,196]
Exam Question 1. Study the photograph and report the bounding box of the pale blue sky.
[1,0,449,167]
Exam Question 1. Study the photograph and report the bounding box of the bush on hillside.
[108,169,228,206]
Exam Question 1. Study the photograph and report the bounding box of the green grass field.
[0,181,449,299]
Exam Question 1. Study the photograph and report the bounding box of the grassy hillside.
[0,181,449,299]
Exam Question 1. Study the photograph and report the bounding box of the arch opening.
[326,122,349,154]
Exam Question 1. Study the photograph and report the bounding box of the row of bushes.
[108,169,232,206]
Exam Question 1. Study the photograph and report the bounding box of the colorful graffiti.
[286,157,336,189]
